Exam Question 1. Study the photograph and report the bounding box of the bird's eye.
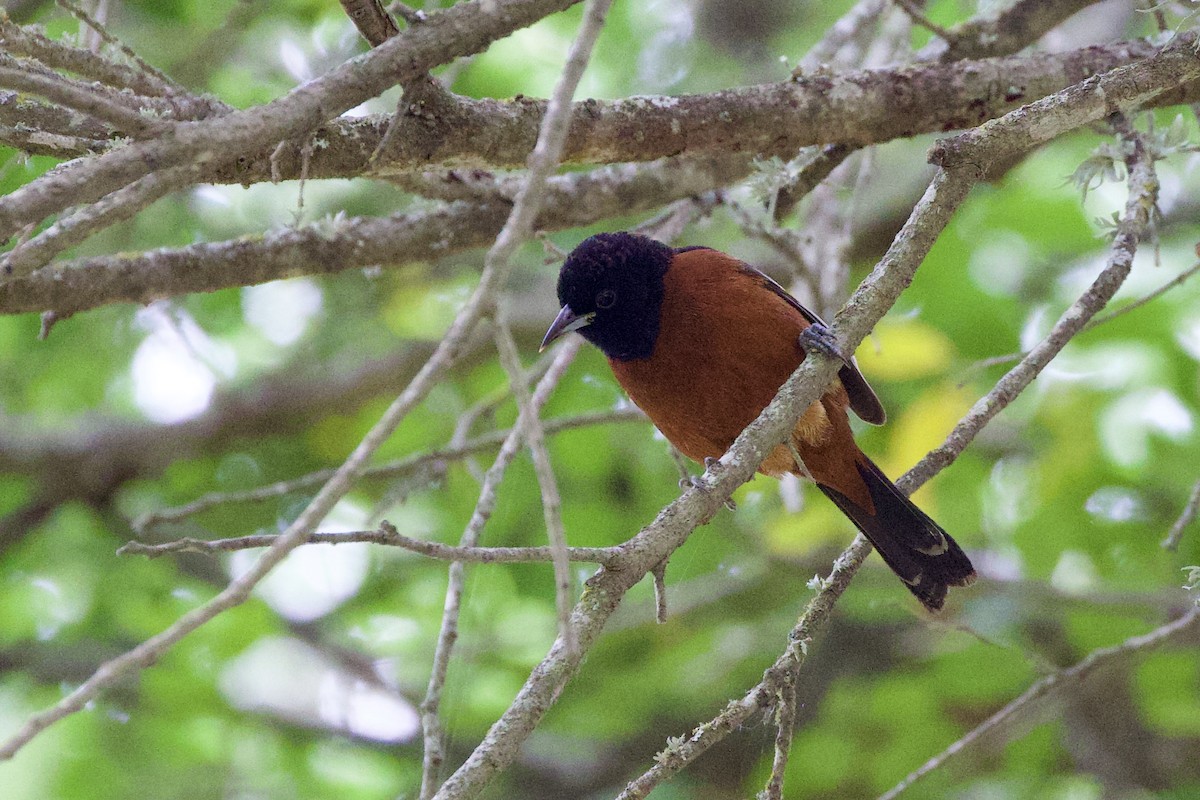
[595,289,617,309]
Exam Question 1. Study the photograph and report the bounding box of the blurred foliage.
[1,1,1199,799]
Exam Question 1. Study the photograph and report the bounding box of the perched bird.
[541,232,975,611]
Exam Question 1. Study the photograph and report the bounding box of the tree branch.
[0,154,751,317]
[2,165,199,277]
[0,0,585,242]
[931,33,1200,172]
[418,337,581,798]
[876,606,1200,800]
[611,52,1172,800]
[936,0,1101,61]
[130,408,643,533]
[17,34,1178,178]
[0,55,169,137]
[0,0,593,761]
[912,120,1160,487]
[416,1,612,793]
[117,523,619,565]
[1163,479,1200,552]
[494,320,578,653]
[432,131,983,798]
[0,18,191,100]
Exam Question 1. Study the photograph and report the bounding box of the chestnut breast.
[609,249,817,464]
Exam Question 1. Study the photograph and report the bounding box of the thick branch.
[931,33,1200,171]
[197,38,1198,184]
[0,155,750,317]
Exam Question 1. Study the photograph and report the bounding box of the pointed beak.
[540,304,595,352]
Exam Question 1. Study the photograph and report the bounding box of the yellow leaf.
[855,319,955,381]
[765,493,854,556]
[879,382,973,509]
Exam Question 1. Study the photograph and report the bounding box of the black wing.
[740,260,886,426]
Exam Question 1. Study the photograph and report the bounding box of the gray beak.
[540,304,595,351]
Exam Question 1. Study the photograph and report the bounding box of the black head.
[541,232,673,361]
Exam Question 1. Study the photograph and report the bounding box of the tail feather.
[817,455,975,611]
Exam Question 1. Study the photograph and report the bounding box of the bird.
[540,231,975,611]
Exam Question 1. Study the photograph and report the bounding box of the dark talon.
[681,471,736,511]
[799,322,850,366]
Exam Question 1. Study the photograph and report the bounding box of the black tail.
[817,456,975,611]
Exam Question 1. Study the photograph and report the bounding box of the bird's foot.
[680,462,736,511]
[799,323,851,367]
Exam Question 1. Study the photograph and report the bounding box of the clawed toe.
[799,322,850,366]
[680,470,736,511]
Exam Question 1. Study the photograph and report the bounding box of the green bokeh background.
[1,1,1198,799]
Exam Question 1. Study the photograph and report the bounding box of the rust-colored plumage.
[542,232,975,610]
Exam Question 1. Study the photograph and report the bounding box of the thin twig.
[117,523,618,565]
[494,320,580,654]
[651,560,669,624]
[444,157,982,800]
[389,1,428,26]
[876,606,1200,800]
[763,660,799,800]
[666,442,695,486]
[442,347,558,487]
[795,0,886,73]
[3,165,195,276]
[909,122,1159,489]
[0,0,592,762]
[418,372,530,796]
[417,2,612,795]
[617,538,874,800]
[0,19,194,100]
[914,610,1057,674]
[132,408,644,533]
[1163,479,1200,551]
[416,338,584,797]
[0,59,168,137]
[892,0,955,43]
[728,199,814,280]
[956,260,1200,384]
[928,0,1102,61]
[1088,259,1200,328]
[775,0,899,224]
[631,191,723,243]
[54,0,181,91]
